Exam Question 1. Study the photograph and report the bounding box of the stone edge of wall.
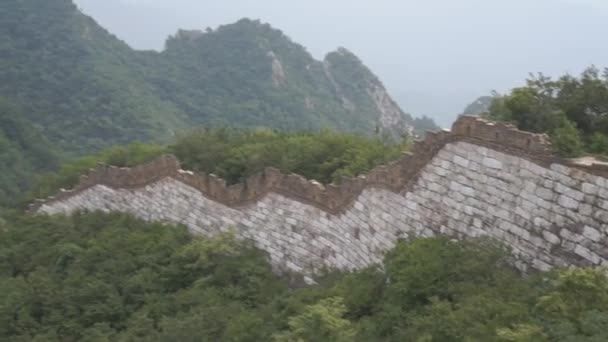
[29,116,608,214]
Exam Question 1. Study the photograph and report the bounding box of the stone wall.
[33,116,608,276]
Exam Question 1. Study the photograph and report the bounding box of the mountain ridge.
[0,1,426,156]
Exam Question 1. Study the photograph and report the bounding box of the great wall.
[32,116,608,278]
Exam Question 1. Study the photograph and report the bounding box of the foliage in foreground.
[483,67,608,157]
[2,211,608,341]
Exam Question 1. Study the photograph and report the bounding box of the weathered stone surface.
[34,116,608,276]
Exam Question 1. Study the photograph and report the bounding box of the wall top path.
[29,116,608,215]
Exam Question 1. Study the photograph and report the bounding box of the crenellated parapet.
[451,116,553,155]
[30,116,605,214]
[31,116,608,276]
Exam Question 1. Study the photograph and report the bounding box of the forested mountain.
[0,0,422,156]
[0,101,59,208]
[160,25,415,137]
[463,95,495,115]
[0,0,188,155]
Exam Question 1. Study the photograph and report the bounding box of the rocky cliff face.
[157,19,416,139]
[367,84,413,138]
[322,47,414,138]
[267,51,287,88]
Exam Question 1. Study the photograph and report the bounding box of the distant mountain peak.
[174,29,206,41]
[161,18,415,138]
[324,46,413,138]
[463,95,496,115]
[1,3,415,154]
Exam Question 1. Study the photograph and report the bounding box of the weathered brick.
[37,123,608,277]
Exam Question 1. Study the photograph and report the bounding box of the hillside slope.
[0,0,417,155]
[0,0,187,155]
[159,23,414,137]
[0,101,59,207]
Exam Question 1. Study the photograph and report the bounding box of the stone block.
[558,195,579,210]
[574,244,601,264]
[35,131,608,278]
[579,204,593,217]
[482,157,503,169]
[453,155,470,168]
[535,187,554,201]
[583,226,603,242]
[560,229,584,243]
[542,230,561,245]
[582,182,599,195]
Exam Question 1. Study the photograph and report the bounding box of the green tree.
[484,67,608,156]
[589,132,608,155]
[536,268,608,341]
[4,211,608,342]
[497,324,548,342]
[274,297,355,342]
[551,120,584,157]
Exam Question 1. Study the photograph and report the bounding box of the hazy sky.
[74,0,608,127]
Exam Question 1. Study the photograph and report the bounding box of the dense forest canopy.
[2,211,608,341]
[170,128,410,185]
[0,0,188,155]
[0,101,59,208]
[481,67,608,157]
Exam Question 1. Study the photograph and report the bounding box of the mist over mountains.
[2,0,424,157]
[74,0,608,127]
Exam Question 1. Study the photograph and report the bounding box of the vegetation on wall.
[2,211,608,341]
[22,128,410,208]
[170,128,410,185]
[482,67,608,157]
